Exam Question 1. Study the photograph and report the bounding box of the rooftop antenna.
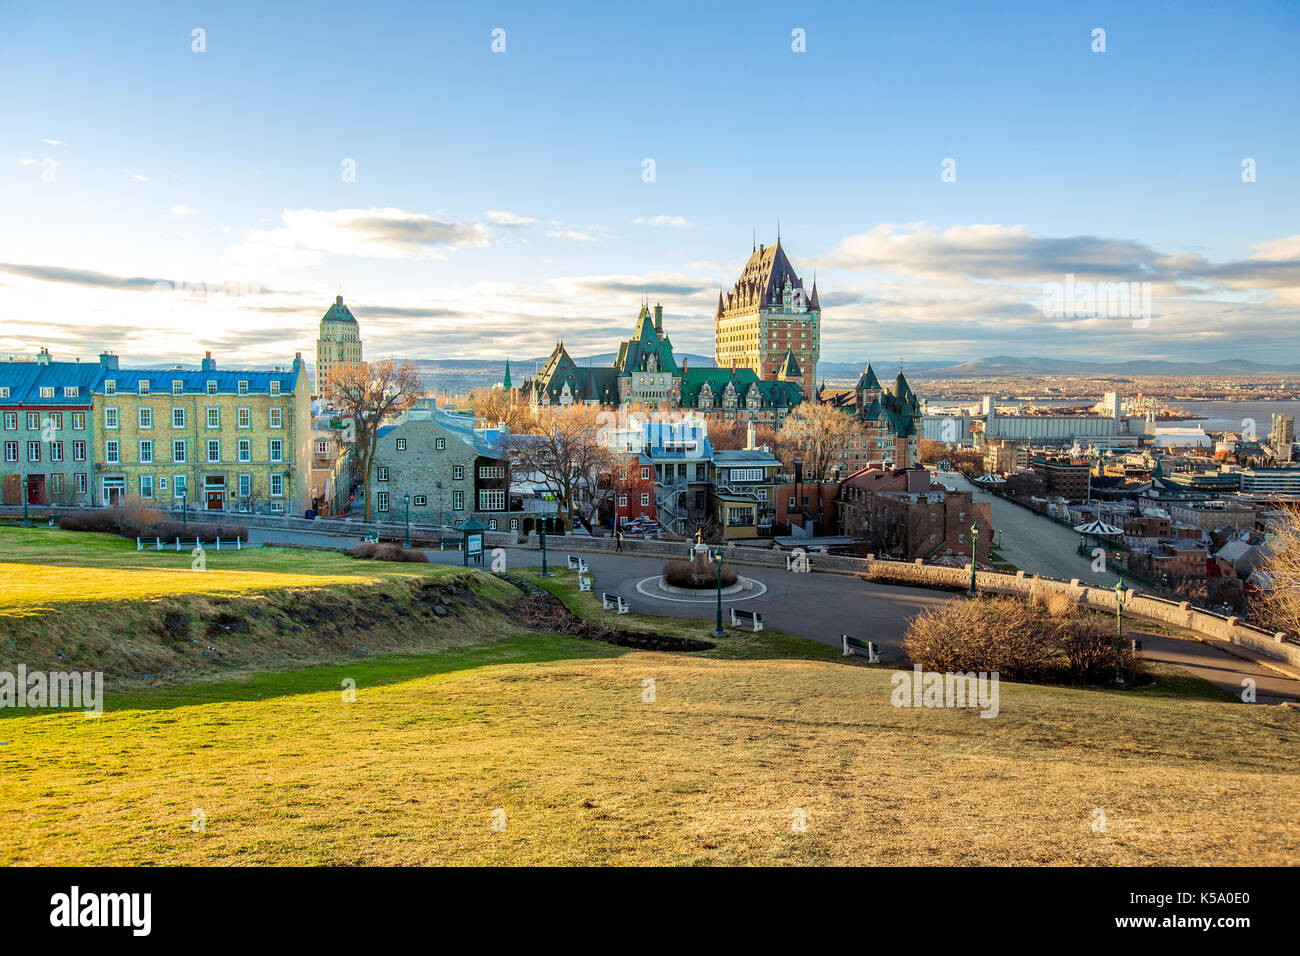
[777,217,780,243]
[752,229,756,253]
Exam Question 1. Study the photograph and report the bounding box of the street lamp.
[21,474,31,527]
[967,523,979,597]
[710,547,726,638]
[403,493,411,548]
[1112,579,1131,687]
[539,525,551,577]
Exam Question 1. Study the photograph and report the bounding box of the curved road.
[249,528,1300,704]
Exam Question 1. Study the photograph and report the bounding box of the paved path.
[248,527,1300,703]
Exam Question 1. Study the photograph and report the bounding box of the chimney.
[292,352,305,372]
[36,347,51,366]
[746,421,756,450]
[201,350,217,372]
[653,303,663,335]
[681,356,688,374]
[99,351,118,370]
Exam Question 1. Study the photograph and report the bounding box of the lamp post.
[403,493,411,548]
[21,474,31,527]
[539,526,551,577]
[710,546,726,638]
[966,523,979,597]
[1112,579,1131,687]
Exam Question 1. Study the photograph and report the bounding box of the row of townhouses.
[0,349,312,514]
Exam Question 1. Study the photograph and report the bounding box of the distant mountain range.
[405,354,1300,394]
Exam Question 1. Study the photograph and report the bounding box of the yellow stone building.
[92,352,312,515]
[715,237,820,396]
[315,295,364,396]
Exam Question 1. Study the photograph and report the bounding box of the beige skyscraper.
[315,295,364,395]
[714,237,820,396]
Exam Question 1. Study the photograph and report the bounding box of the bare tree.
[781,402,861,481]
[466,386,536,434]
[1255,505,1300,637]
[500,405,613,533]
[323,359,425,521]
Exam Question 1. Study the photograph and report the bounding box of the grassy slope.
[2,526,1297,866]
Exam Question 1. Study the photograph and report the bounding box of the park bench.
[602,593,629,614]
[578,574,592,592]
[437,537,461,551]
[842,635,880,663]
[362,530,380,544]
[730,607,765,632]
[567,554,589,573]
[1128,638,1143,653]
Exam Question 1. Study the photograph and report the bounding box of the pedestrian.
[616,530,623,552]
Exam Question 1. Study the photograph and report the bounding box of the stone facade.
[93,351,312,514]
[369,400,514,530]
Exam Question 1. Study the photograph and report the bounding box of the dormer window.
[104,380,116,395]
[137,379,150,395]
[269,380,280,396]
[172,380,184,395]
[237,380,249,395]
[207,380,217,395]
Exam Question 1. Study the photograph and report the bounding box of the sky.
[1,0,1298,370]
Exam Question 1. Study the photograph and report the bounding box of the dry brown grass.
[2,653,1296,866]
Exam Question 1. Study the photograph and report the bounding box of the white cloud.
[167,206,198,218]
[40,139,63,146]
[485,210,538,228]
[225,207,492,265]
[131,173,150,182]
[632,215,694,228]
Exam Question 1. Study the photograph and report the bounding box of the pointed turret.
[502,358,512,390]
[809,281,820,311]
[777,348,801,382]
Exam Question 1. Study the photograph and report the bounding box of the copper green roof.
[856,363,882,392]
[321,295,358,325]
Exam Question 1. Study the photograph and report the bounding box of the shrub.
[60,506,246,544]
[348,542,429,563]
[902,596,1150,687]
[662,554,738,589]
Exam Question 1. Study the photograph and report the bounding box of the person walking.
[615,530,624,553]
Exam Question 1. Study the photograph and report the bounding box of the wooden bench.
[842,635,880,663]
[437,537,461,551]
[362,530,381,544]
[730,607,764,632]
[578,574,592,592]
[567,554,589,573]
[602,593,629,614]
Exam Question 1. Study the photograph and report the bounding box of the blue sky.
[2,0,1298,368]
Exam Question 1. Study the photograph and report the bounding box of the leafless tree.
[1254,505,1300,637]
[781,402,861,481]
[323,359,425,521]
[500,405,613,533]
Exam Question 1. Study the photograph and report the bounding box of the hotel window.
[269,474,284,498]
[140,475,154,498]
[451,490,464,511]
[237,380,248,395]
[106,440,119,464]
[478,489,505,510]
[172,380,184,396]
[206,381,217,395]
[27,441,40,462]
[173,440,186,463]
[413,494,427,506]
[268,407,282,429]
[395,438,406,451]
[104,380,116,395]
[435,438,445,451]
[377,491,390,513]
[238,439,251,463]
[138,407,153,429]
[377,466,389,482]
[452,465,464,480]
[39,386,54,399]
[172,407,186,428]
[50,441,63,463]
[27,412,39,430]
[269,439,283,463]
[269,380,280,396]
[238,474,252,498]
[237,407,250,428]
[72,412,85,430]
[2,412,14,430]
[63,386,79,398]
[206,408,219,428]
[207,439,220,462]
[3,441,16,462]
[138,379,150,395]
[75,473,87,495]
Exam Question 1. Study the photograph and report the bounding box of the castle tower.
[315,295,364,395]
[715,237,819,394]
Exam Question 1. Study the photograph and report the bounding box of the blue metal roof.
[99,367,302,395]
[0,359,105,407]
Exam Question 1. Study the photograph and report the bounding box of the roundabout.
[634,574,768,603]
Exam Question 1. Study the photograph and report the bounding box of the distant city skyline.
[2,0,1298,367]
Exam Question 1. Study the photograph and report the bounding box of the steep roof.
[321,295,358,326]
[724,238,807,312]
[614,304,678,376]
[777,349,801,380]
[0,359,105,407]
[856,363,882,392]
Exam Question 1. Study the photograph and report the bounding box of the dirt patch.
[514,593,714,653]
